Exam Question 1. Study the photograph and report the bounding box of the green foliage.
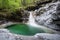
[0,0,20,12]
[0,0,39,12]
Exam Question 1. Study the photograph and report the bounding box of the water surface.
[6,24,45,36]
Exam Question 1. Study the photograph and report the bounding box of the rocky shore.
[0,29,60,40]
[0,0,60,40]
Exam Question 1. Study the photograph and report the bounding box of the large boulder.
[35,1,60,31]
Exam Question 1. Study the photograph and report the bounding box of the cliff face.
[35,1,60,31]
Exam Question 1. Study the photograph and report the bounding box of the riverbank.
[0,29,60,40]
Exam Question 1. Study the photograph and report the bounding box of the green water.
[6,24,45,36]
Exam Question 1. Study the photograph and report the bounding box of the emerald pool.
[6,24,45,36]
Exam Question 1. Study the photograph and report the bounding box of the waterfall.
[27,1,60,33]
[27,11,57,33]
[28,11,39,27]
[28,1,59,27]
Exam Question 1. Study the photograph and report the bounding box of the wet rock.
[0,29,60,40]
[25,0,53,11]
[0,29,16,40]
[0,9,29,23]
[35,1,60,31]
[14,9,29,23]
[25,6,40,11]
[35,33,60,40]
[35,0,52,5]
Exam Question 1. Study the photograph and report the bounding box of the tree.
[0,0,20,12]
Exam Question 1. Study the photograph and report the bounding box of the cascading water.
[28,11,39,27]
[27,11,58,33]
[27,1,60,33]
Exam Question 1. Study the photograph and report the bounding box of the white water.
[27,11,58,33]
[28,1,60,27]
[27,1,60,33]
[28,12,39,27]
